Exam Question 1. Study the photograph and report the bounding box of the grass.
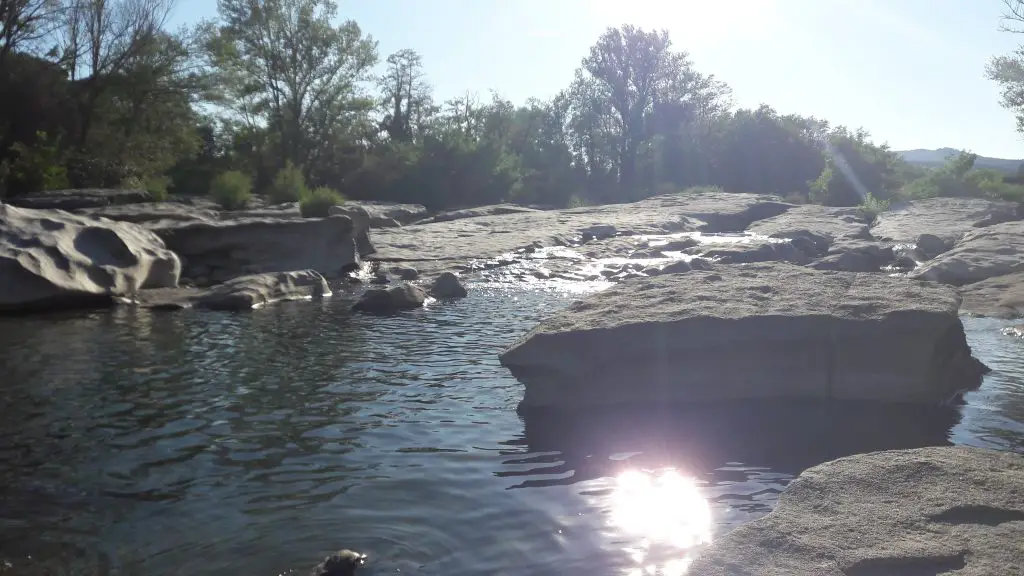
[299,186,346,217]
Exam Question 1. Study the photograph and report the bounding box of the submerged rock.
[153,214,371,286]
[390,265,420,281]
[499,262,986,409]
[913,220,1024,286]
[429,271,468,299]
[194,270,330,311]
[0,203,180,312]
[352,282,426,314]
[311,549,366,576]
[689,446,1024,576]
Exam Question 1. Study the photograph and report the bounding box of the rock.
[811,241,895,273]
[580,224,617,241]
[349,201,428,225]
[329,205,376,257]
[371,216,401,228]
[657,238,700,252]
[915,232,949,259]
[871,197,1021,247]
[694,238,811,265]
[418,204,542,224]
[152,214,370,286]
[194,270,330,311]
[1003,325,1024,338]
[5,188,152,210]
[659,257,713,275]
[746,204,870,253]
[311,549,366,576]
[499,262,986,409]
[0,203,180,312]
[389,266,420,281]
[429,272,468,299]
[689,446,1024,576]
[959,272,1024,318]
[77,202,219,225]
[912,220,1024,286]
[352,282,426,314]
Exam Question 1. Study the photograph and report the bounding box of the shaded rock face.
[870,197,1020,248]
[499,262,986,409]
[5,188,152,210]
[959,272,1024,318]
[429,272,467,299]
[352,282,426,314]
[913,220,1024,286]
[689,446,1024,576]
[0,204,180,312]
[153,215,366,286]
[194,270,330,311]
[328,205,375,256]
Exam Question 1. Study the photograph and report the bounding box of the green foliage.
[269,161,308,204]
[4,132,69,195]
[858,192,890,223]
[299,186,345,217]
[209,170,252,210]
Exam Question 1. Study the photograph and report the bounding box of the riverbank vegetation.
[2,0,1023,212]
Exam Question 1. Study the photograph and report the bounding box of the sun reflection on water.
[610,469,712,576]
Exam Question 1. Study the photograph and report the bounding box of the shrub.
[566,194,589,208]
[299,186,345,217]
[5,132,69,194]
[144,175,171,201]
[858,192,890,223]
[210,170,252,210]
[268,161,308,204]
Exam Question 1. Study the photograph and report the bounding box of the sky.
[171,0,1024,159]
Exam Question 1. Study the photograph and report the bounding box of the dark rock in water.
[311,549,366,576]
[499,262,987,409]
[0,203,180,313]
[580,224,617,241]
[6,188,152,210]
[390,266,420,281]
[352,283,426,314]
[429,272,468,299]
[152,214,370,286]
[689,446,1024,576]
[194,270,330,311]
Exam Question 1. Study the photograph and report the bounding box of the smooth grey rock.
[871,197,1020,247]
[0,203,180,312]
[812,241,895,272]
[746,204,870,253]
[352,283,426,314]
[78,202,219,225]
[194,270,330,311]
[500,263,986,408]
[329,205,376,256]
[689,446,1024,576]
[429,272,467,299]
[959,272,1024,318]
[693,238,812,265]
[916,232,949,259]
[389,266,420,281]
[417,204,541,224]
[152,215,369,286]
[6,188,152,210]
[349,201,428,225]
[913,220,1024,286]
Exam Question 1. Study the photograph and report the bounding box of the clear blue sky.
[172,0,1024,159]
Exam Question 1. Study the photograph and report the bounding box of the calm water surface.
[0,283,1021,576]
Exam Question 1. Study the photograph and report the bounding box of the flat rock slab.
[959,272,1024,318]
[689,446,1024,576]
[416,204,542,224]
[0,203,180,313]
[500,262,986,408]
[871,197,1021,248]
[746,205,870,252]
[135,270,331,310]
[77,202,219,225]
[913,220,1024,286]
[371,192,792,265]
[5,188,152,210]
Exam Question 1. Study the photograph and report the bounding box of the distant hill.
[898,148,1024,174]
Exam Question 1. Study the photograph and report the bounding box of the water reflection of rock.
[502,400,961,489]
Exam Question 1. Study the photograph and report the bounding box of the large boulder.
[153,214,368,286]
[689,446,1024,576]
[912,220,1024,286]
[959,272,1024,318]
[195,270,330,311]
[0,203,180,312]
[5,188,152,210]
[871,197,1021,249]
[499,263,986,409]
[352,283,426,314]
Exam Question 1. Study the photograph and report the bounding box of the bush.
[210,171,252,210]
[144,175,171,201]
[5,132,69,195]
[299,186,345,217]
[268,161,308,204]
[858,192,890,223]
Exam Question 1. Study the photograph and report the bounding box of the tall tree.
[377,48,433,143]
[988,0,1024,133]
[205,0,378,173]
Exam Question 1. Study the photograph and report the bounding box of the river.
[0,282,1021,575]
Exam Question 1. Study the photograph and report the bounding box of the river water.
[0,282,1021,576]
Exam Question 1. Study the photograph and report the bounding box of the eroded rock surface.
[913,220,1024,286]
[6,188,153,210]
[870,197,1020,248]
[194,270,331,311]
[689,446,1024,576]
[78,202,219,225]
[152,215,369,286]
[0,203,180,312]
[500,262,986,408]
[747,204,870,253]
[959,272,1024,318]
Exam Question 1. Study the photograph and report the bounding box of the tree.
[205,0,378,175]
[988,0,1024,133]
[377,48,433,143]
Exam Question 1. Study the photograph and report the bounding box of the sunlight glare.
[610,469,712,555]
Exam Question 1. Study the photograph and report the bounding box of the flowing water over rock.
[0,283,1021,576]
